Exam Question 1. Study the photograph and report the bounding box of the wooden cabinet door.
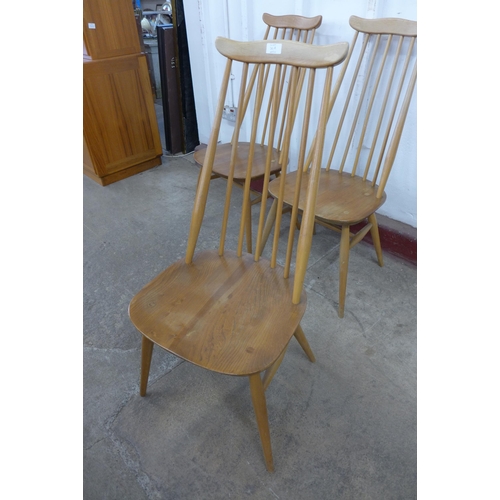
[83,0,141,59]
[83,54,163,179]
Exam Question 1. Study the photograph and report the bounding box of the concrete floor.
[83,151,417,499]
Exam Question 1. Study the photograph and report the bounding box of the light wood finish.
[249,373,274,472]
[349,15,417,36]
[83,54,163,185]
[266,16,417,317]
[262,347,288,391]
[215,37,352,68]
[129,38,347,471]
[194,14,325,253]
[140,336,154,397]
[262,13,322,34]
[83,0,141,59]
[130,250,307,375]
[293,324,316,363]
[195,143,280,180]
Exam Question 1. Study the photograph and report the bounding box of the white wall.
[183,0,417,228]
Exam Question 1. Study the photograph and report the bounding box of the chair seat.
[268,169,387,225]
[194,143,282,180]
[129,250,306,376]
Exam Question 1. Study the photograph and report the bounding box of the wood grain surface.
[129,250,306,376]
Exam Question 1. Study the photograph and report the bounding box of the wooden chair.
[265,16,417,318]
[129,37,348,472]
[193,13,322,254]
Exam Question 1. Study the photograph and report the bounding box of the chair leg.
[249,373,274,472]
[140,336,154,397]
[294,324,316,362]
[262,346,288,391]
[368,213,384,267]
[259,198,278,255]
[296,214,315,233]
[338,225,351,318]
[246,193,253,254]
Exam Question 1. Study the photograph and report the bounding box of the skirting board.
[351,214,417,265]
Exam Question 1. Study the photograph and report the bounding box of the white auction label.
[88,23,96,29]
[266,43,282,54]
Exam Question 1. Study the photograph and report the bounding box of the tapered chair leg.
[294,324,316,362]
[140,336,154,397]
[368,213,384,267]
[249,373,274,472]
[246,193,253,253]
[338,225,351,318]
[259,198,278,255]
[262,347,288,391]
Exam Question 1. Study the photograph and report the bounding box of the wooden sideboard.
[83,0,163,186]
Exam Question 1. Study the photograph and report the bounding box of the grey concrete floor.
[83,152,417,499]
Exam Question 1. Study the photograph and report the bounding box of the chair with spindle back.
[129,37,348,472]
[193,13,322,254]
[264,15,417,318]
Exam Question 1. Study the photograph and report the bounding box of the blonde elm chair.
[129,37,348,471]
[264,16,417,318]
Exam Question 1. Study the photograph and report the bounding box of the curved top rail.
[262,13,323,31]
[215,38,349,69]
[349,15,417,37]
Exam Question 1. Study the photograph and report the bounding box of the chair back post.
[254,62,283,261]
[369,35,416,186]
[338,33,383,175]
[376,61,417,199]
[303,29,360,172]
[260,14,323,152]
[320,17,416,185]
[237,62,268,256]
[283,66,317,278]
[220,61,251,255]
[231,14,322,149]
[293,65,335,304]
[188,37,348,284]
[361,34,406,182]
[186,58,232,264]
[269,64,301,269]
